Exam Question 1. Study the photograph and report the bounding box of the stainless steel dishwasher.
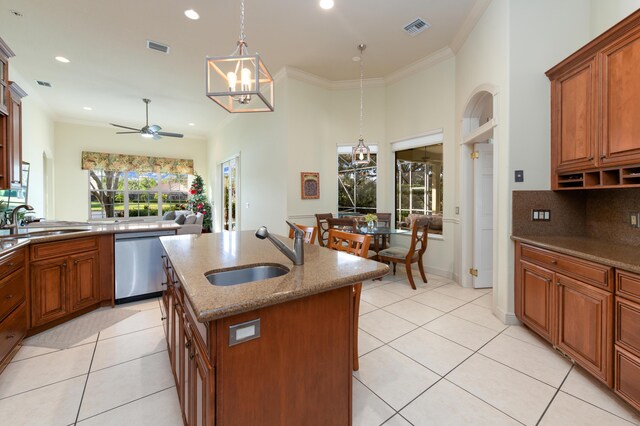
[114,230,176,304]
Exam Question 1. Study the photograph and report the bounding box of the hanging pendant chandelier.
[205,0,274,113]
[352,44,370,165]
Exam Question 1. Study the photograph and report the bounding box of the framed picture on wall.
[300,172,320,199]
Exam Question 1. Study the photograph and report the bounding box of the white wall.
[590,0,640,36]
[54,122,208,221]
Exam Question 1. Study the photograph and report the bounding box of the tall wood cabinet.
[614,270,640,411]
[547,10,640,189]
[0,37,23,190]
[0,247,27,372]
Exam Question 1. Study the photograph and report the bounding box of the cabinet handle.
[6,334,14,339]
[5,294,13,299]
[6,262,14,267]
[587,156,593,161]
[189,351,195,360]
[556,281,561,286]
[600,155,606,160]
[161,316,167,321]
[62,262,67,268]
[185,340,191,348]
[161,282,167,287]
[544,278,551,284]
[161,255,167,259]
[74,260,78,265]
[550,260,557,264]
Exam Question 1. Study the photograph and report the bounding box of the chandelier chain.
[240,0,246,42]
[359,49,364,140]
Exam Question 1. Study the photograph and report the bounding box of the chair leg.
[392,262,397,275]
[418,257,428,283]
[353,283,362,371]
[405,261,417,290]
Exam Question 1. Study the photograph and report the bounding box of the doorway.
[221,156,239,231]
[472,142,493,288]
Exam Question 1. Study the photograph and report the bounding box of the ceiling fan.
[110,98,183,140]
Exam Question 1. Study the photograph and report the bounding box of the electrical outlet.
[630,212,640,228]
[531,209,551,222]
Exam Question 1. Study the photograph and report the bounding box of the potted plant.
[363,213,378,230]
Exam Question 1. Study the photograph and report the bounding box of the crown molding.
[384,47,455,85]
[284,66,386,90]
[449,0,493,53]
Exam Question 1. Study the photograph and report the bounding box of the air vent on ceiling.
[36,80,52,87]
[403,18,430,36]
[146,40,170,54]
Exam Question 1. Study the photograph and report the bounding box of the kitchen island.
[160,231,389,425]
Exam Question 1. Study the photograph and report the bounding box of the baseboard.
[494,305,520,325]
[452,272,460,285]
[424,266,454,280]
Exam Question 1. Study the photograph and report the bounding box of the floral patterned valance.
[81,151,194,175]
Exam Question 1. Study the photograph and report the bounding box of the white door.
[473,142,493,288]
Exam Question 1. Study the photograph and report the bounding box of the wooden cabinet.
[30,237,103,330]
[547,10,640,189]
[0,246,27,371]
[515,242,613,386]
[614,270,640,411]
[7,82,25,187]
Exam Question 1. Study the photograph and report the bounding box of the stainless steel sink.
[205,264,290,286]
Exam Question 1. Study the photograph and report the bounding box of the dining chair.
[375,213,392,249]
[327,217,359,233]
[315,213,333,247]
[288,224,317,244]
[377,217,430,290]
[326,229,371,371]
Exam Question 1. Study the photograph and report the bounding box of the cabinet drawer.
[31,237,99,261]
[0,302,26,362]
[616,297,640,354]
[614,346,640,412]
[0,269,25,322]
[0,248,25,280]
[520,244,612,290]
[617,270,640,304]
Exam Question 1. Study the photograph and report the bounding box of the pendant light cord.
[359,46,364,141]
[240,0,246,42]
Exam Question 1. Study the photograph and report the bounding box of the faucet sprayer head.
[255,226,269,240]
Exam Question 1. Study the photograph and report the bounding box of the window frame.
[337,144,378,216]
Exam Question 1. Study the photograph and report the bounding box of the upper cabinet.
[547,10,640,190]
[0,37,24,190]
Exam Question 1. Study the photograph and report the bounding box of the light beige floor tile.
[359,309,418,343]
[471,293,493,308]
[479,333,572,388]
[352,378,395,426]
[379,280,431,298]
[383,299,445,325]
[91,326,166,371]
[449,303,507,331]
[540,391,634,426]
[401,379,521,426]
[361,288,406,308]
[447,354,556,425]
[0,375,86,426]
[0,343,94,398]
[411,291,468,312]
[354,346,440,410]
[359,300,378,315]
[390,328,472,376]
[423,314,500,350]
[11,345,59,362]
[432,283,487,302]
[383,414,412,425]
[363,279,387,290]
[117,297,161,312]
[77,387,182,426]
[561,367,640,424]
[358,330,384,356]
[502,325,550,349]
[71,333,99,347]
[98,307,163,340]
[78,351,174,420]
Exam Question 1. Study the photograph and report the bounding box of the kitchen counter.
[512,234,640,274]
[160,230,389,322]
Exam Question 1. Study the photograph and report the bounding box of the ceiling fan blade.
[152,134,162,141]
[111,123,140,131]
[148,124,161,133]
[116,131,141,134]
[157,131,184,138]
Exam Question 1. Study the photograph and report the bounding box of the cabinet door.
[600,28,640,166]
[31,257,68,327]
[557,273,613,385]
[178,304,192,425]
[171,296,181,379]
[516,260,556,343]
[69,251,100,312]
[190,323,213,426]
[551,58,597,172]
[7,92,21,186]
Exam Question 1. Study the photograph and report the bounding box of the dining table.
[356,226,408,259]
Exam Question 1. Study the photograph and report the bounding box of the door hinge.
[471,151,479,160]
[469,268,478,277]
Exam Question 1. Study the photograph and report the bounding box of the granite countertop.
[160,231,390,322]
[0,221,180,256]
[512,235,640,274]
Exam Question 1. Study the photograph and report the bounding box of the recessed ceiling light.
[319,0,334,10]
[188,123,195,126]
[184,9,200,20]
[352,56,361,62]
[83,107,93,111]
[55,56,70,63]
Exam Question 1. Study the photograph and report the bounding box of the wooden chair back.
[407,217,430,260]
[376,213,392,227]
[315,213,333,247]
[327,229,371,258]
[288,224,317,244]
[327,217,359,233]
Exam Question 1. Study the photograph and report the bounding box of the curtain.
[81,151,194,174]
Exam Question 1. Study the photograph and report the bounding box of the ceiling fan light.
[141,133,153,139]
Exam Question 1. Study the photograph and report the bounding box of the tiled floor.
[1,271,639,425]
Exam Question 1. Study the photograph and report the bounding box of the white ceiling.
[0,0,484,138]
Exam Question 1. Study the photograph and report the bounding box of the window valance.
[81,151,194,175]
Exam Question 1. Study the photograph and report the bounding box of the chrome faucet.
[255,221,304,265]
[3,204,35,235]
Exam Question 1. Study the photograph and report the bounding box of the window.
[337,146,377,215]
[89,170,188,219]
[221,156,239,231]
[394,143,443,231]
